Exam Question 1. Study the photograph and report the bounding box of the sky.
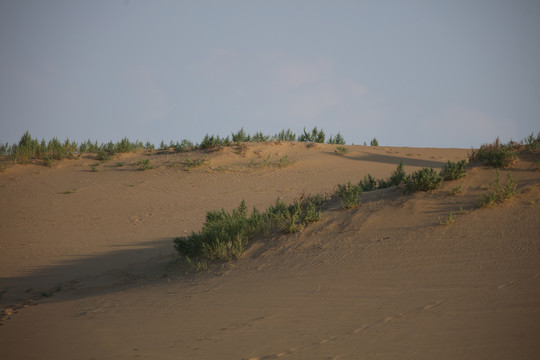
[1,0,539,148]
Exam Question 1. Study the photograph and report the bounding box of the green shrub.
[336,182,362,209]
[404,168,442,193]
[96,150,112,161]
[278,155,293,168]
[358,174,378,192]
[328,133,345,145]
[232,128,251,143]
[267,194,326,233]
[137,159,153,171]
[158,140,170,152]
[43,156,57,167]
[448,185,462,196]
[0,142,9,156]
[11,131,39,163]
[145,141,155,150]
[298,127,325,143]
[478,170,518,207]
[173,139,194,153]
[524,132,538,151]
[469,137,518,168]
[440,160,467,180]
[252,131,270,142]
[174,200,266,260]
[438,212,455,226]
[199,134,230,150]
[116,137,142,153]
[370,138,379,146]
[273,129,296,142]
[335,146,348,155]
[184,157,207,170]
[378,161,406,189]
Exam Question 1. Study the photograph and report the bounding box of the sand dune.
[1,142,539,359]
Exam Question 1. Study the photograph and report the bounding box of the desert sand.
[1,142,539,359]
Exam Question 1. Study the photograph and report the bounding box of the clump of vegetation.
[199,134,230,150]
[404,168,443,193]
[273,129,297,142]
[358,174,378,192]
[231,128,251,143]
[469,137,518,168]
[478,170,518,207]
[524,132,539,152]
[278,155,293,168]
[377,161,406,189]
[336,182,363,209]
[440,160,468,180]
[335,146,348,155]
[448,185,462,196]
[137,159,153,171]
[251,131,270,142]
[174,200,267,261]
[370,138,379,146]
[438,212,456,226]
[327,133,346,145]
[298,127,325,143]
[267,194,328,233]
[184,157,207,170]
[172,139,194,153]
[7,131,80,164]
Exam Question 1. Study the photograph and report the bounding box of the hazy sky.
[1,0,539,148]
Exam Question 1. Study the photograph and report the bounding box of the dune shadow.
[0,238,199,312]
[342,152,448,168]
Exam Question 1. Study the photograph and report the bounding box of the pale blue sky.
[1,0,539,148]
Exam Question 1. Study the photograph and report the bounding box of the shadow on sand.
[0,238,207,315]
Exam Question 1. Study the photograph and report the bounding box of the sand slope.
[1,143,539,359]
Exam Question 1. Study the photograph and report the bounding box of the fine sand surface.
[1,142,539,359]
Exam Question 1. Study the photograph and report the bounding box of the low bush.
[478,170,518,207]
[404,168,442,193]
[448,185,462,196]
[378,161,406,189]
[184,157,207,170]
[252,132,270,142]
[370,138,379,146]
[328,133,346,145]
[267,194,327,233]
[232,128,251,143]
[278,155,293,168]
[174,200,267,260]
[335,146,348,155]
[273,129,296,142]
[336,182,362,209]
[440,160,467,180]
[172,139,194,153]
[469,137,518,168]
[524,132,538,152]
[298,127,325,143]
[199,134,230,150]
[358,174,378,192]
[137,159,153,171]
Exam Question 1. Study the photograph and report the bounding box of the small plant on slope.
[336,182,362,209]
[378,161,406,189]
[478,170,518,207]
[137,159,153,171]
[404,168,443,193]
[174,200,266,260]
[440,160,467,180]
[335,146,348,155]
